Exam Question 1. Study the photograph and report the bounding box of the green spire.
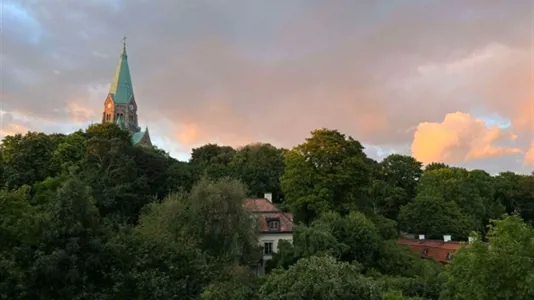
[109,37,134,104]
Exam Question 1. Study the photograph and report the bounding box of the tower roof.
[109,37,134,104]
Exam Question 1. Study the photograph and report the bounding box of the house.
[397,234,464,264]
[244,193,293,275]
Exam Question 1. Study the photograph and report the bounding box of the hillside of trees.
[1,123,534,299]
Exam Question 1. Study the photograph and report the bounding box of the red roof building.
[243,197,293,233]
[397,238,465,264]
[244,194,294,275]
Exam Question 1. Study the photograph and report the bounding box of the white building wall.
[256,232,293,275]
[259,232,293,259]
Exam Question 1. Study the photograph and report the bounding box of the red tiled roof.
[244,198,294,233]
[397,238,465,264]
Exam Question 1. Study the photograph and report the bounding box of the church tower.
[102,38,152,146]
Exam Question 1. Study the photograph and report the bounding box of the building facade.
[102,39,152,146]
[244,193,294,275]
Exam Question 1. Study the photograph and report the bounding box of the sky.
[2,0,534,173]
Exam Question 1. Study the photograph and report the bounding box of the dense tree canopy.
[1,124,534,299]
[440,214,534,299]
[281,129,372,224]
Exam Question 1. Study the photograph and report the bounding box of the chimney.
[264,193,273,203]
[418,234,425,240]
[443,235,452,242]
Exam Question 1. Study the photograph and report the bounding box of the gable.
[244,198,293,233]
[132,130,152,146]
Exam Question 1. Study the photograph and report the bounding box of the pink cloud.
[412,112,522,165]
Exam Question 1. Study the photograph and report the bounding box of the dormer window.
[267,218,280,232]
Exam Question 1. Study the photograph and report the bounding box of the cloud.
[3,0,534,172]
[66,100,96,124]
[0,123,30,137]
[0,111,31,138]
[411,112,522,165]
[524,144,534,166]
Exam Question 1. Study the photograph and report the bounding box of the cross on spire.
[122,35,127,46]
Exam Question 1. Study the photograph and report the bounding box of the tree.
[166,160,195,192]
[440,214,534,300]
[383,290,423,300]
[137,178,260,264]
[229,143,285,201]
[272,212,382,270]
[424,163,449,172]
[281,129,372,224]
[260,256,382,300]
[85,122,131,143]
[398,195,472,240]
[106,227,209,300]
[494,172,534,224]
[189,144,236,181]
[380,154,422,200]
[368,179,408,220]
[52,130,86,173]
[200,266,261,300]
[79,135,149,223]
[370,155,423,221]
[0,186,35,251]
[416,167,489,233]
[1,132,61,189]
[20,177,112,299]
[130,146,188,199]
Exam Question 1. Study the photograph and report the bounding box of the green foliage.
[1,124,534,299]
[398,195,472,240]
[494,172,534,224]
[376,155,422,220]
[281,129,372,224]
[0,186,35,250]
[21,177,112,299]
[383,290,423,300]
[137,177,260,264]
[229,143,285,201]
[1,132,61,189]
[52,131,86,172]
[260,256,382,300]
[200,266,261,300]
[440,214,534,300]
[106,227,208,299]
[190,144,236,181]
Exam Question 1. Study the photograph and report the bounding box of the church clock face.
[107,103,111,109]
[129,104,135,111]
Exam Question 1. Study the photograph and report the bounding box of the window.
[263,242,273,255]
[267,218,280,232]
